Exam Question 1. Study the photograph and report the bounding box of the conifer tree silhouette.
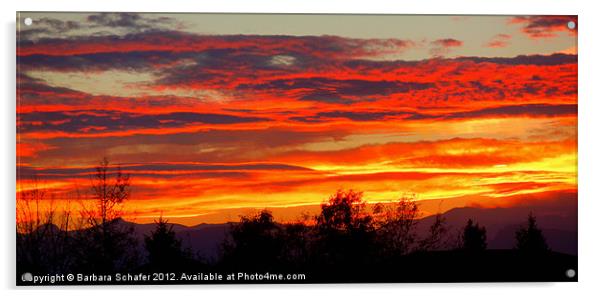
[145,216,188,271]
[515,212,549,254]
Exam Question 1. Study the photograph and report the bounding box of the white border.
[3,1,601,297]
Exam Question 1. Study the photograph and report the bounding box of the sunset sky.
[17,13,577,224]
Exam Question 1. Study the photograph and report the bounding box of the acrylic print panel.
[16,12,577,285]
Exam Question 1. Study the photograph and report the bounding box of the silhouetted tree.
[16,179,75,274]
[145,217,191,271]
[374,195,419,256]
[462,219,487,251]
[221,210,284,270]
[418,213,448,251]
[280,222,311,268]
[515,213,549,254]
[89,157,131,226]
[75,158,139,273]
[313,189,376,266]
[316,189,372,232]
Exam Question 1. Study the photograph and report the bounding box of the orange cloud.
[17,25,577,225]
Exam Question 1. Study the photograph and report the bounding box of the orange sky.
[17,13,577,224]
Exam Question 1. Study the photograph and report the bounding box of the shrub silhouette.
[462,219,487,251]
[515,212,549,254]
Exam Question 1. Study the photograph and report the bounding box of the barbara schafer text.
[20,272,308,285]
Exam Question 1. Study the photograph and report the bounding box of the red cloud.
[485,34,512,48]
[430,38,463,56]
[16,142,55,158]
[17,53,577,142]
[432,38,463,47]
[16,18,578,225]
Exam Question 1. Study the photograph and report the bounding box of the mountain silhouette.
[114,194,576,258]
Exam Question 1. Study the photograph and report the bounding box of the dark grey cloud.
[17,28,576,103]
[23,128,349,165]
[87,13,142,28]
[510,16,577,38]
[38,17,82,32]
[18,162,313,180]
[446,103,577,119]
[237,78,434,104]
[291,104,577,123]
[291,110,414,123]
[87,13,176,32]
[17,110,271,134]
[19,28,54,41]
[17,31,413,74]
[456,53,576,66]
[19,17,82,41]
[408,104,577,120]
[47,127,347,148]
[16,28,576,109]
[19,13,178,42]
[18,51,199,72]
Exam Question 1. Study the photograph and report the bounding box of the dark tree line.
[17,162,554,280]
[216,189,552,279]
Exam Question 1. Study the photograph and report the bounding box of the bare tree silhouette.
[87,157,131,227]
[16,177,76,274]
[418,213,448,251]
[75,157,138,273]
